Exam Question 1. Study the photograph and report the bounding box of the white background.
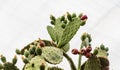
[0,0,120,70]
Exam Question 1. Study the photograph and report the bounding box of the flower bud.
[81,33,87,41]
[79,13,83,18]
[35,46,42,55]
[50,15,56,21]
[50,20,55,25]
[22,56,29,64]
[40,63,45,70]
[105,47,109,52]
[29,48,34,54]
[80,20,86,26]
[0,55,6,63]
[100,44,105,50]
[72,13,76,18]
[93,49,98,55]
[61,15,65,21]
[67,12,72,21]
[61,23,66,28]
[86,34,92,42]
[63,20,67,24]
[24,50,29,57]
[12,55,17,65]
[15,49,21,55]
[72,49,79,55]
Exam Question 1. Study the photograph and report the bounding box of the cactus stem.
[77,41,84,70]
[63,52,76,70]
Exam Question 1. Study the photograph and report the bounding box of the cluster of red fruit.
[72,46,92,58]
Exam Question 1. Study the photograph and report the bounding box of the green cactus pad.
[3,62,19,70]
[54,18,65,43]
[42,47,63,64]
[47,26,56,41]
[96,47,108,58]
[83,55,101,70]
[95,47,109,69]
[58,18,81,48]
[24,56,48,70]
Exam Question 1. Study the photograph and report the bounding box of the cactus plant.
[0,12,110,70]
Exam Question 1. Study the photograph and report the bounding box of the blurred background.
[0,0,120,70]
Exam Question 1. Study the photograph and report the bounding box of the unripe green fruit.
[80,20,86,26]
[24,50,29,57]
[40,63,45,70]
[22,56,29,64]
[61,23,66,28]
[105,47,109,52]
[35,47,42,55]
[61,16,65,21]
[15,49,21,55]
[72,13,76,18]
[63,20,67,24]
[29,48,34,54]
[67,12,72,21]
[78,13,83,18]
[93,49,98,55]
[50,15,56,21]
[50,20,55,25]
[12,55,17,65]
[0,55,6,63]
[100,44,105,50]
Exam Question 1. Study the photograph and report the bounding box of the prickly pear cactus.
[0,12,110,70]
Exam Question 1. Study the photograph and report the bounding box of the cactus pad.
[47,26,56,41]
[42,47,63,64]
[58,18,81,47]
[3,62,19,70]
[24,56,48,70]
[95,47,109,69]
[83,55,101,70]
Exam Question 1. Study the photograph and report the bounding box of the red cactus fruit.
[72,49,79,55]
[80,15,88,20]
[39,38,45,47]
[80,49,87,55]
[85,53,92,58]
[86,46,92,52]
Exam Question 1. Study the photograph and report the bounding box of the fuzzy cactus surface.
[0,12,110,70]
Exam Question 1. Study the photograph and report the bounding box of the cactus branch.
[77,41,84,70]
[63,52,76,70]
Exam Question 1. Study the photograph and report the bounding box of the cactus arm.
[77,42,84,70]
[63,52,76,70]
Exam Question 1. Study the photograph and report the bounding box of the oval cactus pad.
[42,47,63,64]
[24,56,48,70]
